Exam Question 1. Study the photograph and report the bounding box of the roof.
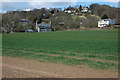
[25,29,34,32]
[19,19,28,22]
[99,19,111,21]
[38,23,51,28]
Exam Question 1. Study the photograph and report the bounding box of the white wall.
[98,19,115,27]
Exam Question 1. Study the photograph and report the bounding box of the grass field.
[2,29,118,71]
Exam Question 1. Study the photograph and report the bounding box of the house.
[64,10,72,13]
[18,19,29,26]
[64,7,77,13]
[36,22,52,32]
[37,23,52,32]
[81,7,91,13]
[81,7,88,12]
[98,19,115,27]
[64,10,76,13]
[35,19,52,32]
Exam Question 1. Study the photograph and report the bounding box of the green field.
[2,29,118,71]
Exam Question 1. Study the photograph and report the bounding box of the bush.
[86,15,99,27]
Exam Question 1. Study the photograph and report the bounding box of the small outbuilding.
[25,29,34,32]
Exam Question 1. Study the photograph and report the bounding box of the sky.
[1,0,120,13]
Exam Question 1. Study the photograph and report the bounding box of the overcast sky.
[1,0,119,13]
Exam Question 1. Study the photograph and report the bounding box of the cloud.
[2,0,119,2]
[2,2,32,10]
[1,2,77,11]
[1,0,119,13]
[28,2,78,9]
[105,0,119,2]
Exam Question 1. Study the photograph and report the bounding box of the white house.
[64,10,76,13]
[81,7,88,12]
[64,10,72,13]
[98,19,115,27]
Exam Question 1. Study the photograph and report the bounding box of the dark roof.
[38,23,51,28]
[19,19,28,22]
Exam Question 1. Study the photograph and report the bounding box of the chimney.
[49,21,51,24]
[35,20,38,32]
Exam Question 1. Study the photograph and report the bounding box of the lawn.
[2,29,118,71]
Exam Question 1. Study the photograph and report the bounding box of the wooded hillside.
[1,4,120,33]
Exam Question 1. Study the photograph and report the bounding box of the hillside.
[1,4,120,33]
